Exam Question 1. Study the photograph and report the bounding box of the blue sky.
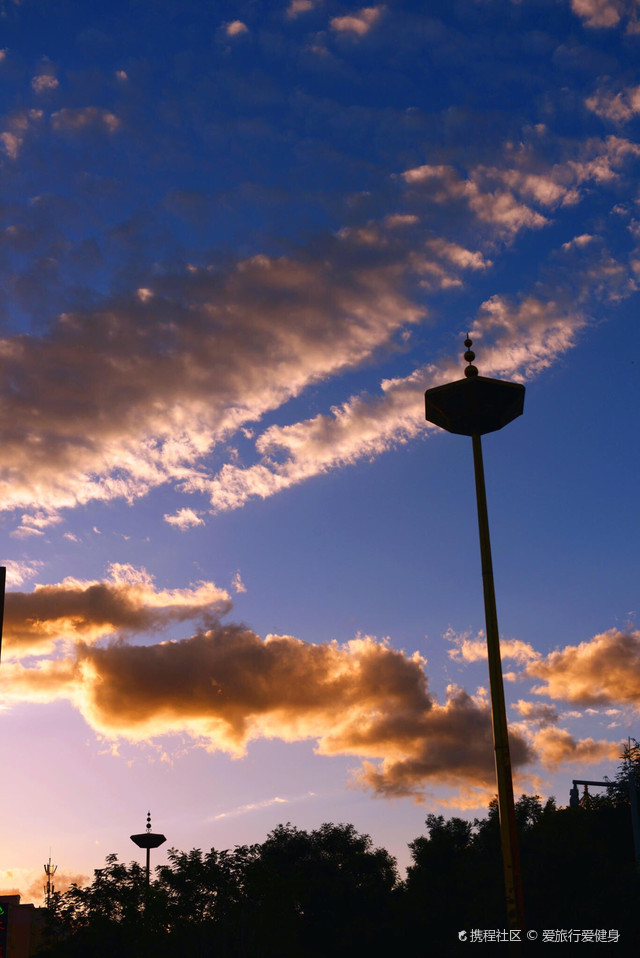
[0,0,639,901]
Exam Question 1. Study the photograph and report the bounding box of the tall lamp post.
[131,811,166,888]
[425,337,526,935]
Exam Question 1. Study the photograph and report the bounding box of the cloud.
[2,559,44,588]
[31,74,58,93]
[585,83,640,123]
[3,564,230,659]
[527,629,640,709]
[0,131,21,159]
[286,0,315,17]
[570,0,624,28]
[213,795,288,820]
[0,626,533,797]
[531,727,621,770]
[447,630,539,665]
[51,107,120,133]
[0,246,422,519]
[203,290,588,512]
[353,686,534,799]
[562,234,594,250]
[401,163,549,237]
[231,570,247,594]
[512,700,559,726]
[163,507,205,530]
[0,867,89,905]
[11,511,61,538]
[26,869,89,902]
[1,129,637,524]
[401,137,640,238]
[330,6,385,36]
[225,20,249,37]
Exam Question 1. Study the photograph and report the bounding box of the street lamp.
[425,337,525,934]
[131,811,166,887]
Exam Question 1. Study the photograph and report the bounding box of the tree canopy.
[37,752,640,956]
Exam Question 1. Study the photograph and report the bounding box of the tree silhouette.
[37,779,640,957]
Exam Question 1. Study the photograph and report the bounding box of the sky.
[0,0,639,903]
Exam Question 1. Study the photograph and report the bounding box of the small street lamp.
[425,337,526,935]
[131,811,166,887]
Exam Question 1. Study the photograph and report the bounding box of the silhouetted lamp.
[425,338,525,938]
[131,811,166,886]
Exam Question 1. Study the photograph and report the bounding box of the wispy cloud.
[213,795,289,820]
[202,288,589,512]
[0,244,423,519]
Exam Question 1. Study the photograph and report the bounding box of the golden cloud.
[526,629,640,708]
[0,247,422,519]
[531,727,621,771]
[3,564,230,658]
[0,625,534,797]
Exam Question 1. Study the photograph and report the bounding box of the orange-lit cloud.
[1,130,637,524]
[3,564,230,658]
[531,727,621,770]
[0,247,422,520]
[0,626,534,797]
[204,291,587,511]
[163,507,205,530]
[401,137,640,236]
[0,867,89,905]
[526,629,640,709]
[512,700,559,726]
[27,869,89,901]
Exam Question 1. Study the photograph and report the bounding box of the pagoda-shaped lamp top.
[130,811,166,850]
[425,336,525,436]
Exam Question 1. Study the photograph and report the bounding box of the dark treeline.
[37,749,640,957]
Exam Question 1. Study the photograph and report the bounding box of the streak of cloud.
[3,564,230,658]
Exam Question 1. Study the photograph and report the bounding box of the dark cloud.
[0,622,535,796]
[354,687,534,798]
[3,564,230,657]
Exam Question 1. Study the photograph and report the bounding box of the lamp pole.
[425,338,526,937]
[131,811,166,888]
